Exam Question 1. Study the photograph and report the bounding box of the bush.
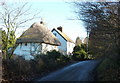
[81,44,87,52]
[59,55,70,63]
[35,50,71,71]
[80,49,87,59]
[2,57,38,82]
[72,54,81,61]
[73,45,81,52]
[2,50,71,82]
[72,45,88,61]
[97,57,120,81]
[46,50,61,60]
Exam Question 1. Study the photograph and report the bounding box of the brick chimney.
[57,26,63,32]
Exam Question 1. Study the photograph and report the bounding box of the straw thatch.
[16,22,61,46]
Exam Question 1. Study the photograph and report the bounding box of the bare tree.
[0,2,41,59]
[73,2,119,59]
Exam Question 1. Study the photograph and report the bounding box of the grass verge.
[97,57,120,81]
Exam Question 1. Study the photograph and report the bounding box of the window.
[53,33,57,36]
[25,43,27,46]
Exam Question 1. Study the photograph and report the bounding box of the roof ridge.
[16,22,61,46]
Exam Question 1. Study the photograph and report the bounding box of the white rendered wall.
[52,30,67,55]
[13,43,41,60]
[67,42,75,55]
[13,43,58,60]
[41,43,58,53]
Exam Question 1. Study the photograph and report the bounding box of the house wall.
[52,30,67,55]
[41,43,58,53]
[13,43,41,60]
[67,42,75,55]
[13,43,58,60]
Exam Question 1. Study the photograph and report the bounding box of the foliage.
[45,50,70,64]
[72,49,87,61]
[59,55,70,63]
[73,45,81,52]
[97,57,120,81]
[8,31,16,48]
[3,50,71,82]
[1,30,16,59]
[81,44,87,52]
[2,58,37,82]
[46,50,61,61]
[74,2,119,58]
[0,2,41,59]
[35,50,70,70]
[72,45,88,61]
[73,2,120,80]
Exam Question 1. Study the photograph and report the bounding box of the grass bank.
[97,57,120,81]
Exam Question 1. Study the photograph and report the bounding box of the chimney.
[40,21,43,24]
[57,26,63,32]
[40,18,44,24]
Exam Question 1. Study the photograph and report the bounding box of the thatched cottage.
[52,27,75,55]
[13,21,61,60]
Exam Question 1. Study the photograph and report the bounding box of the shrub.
[35,54,50,71]
[80,49,87,59]
[46,50,61,60]
[72,45,88,61]
[73,45,81,53]
[59,55,70,63]
[81,44,87,52]
[36,57,48,72]
[97,57,120,81]
[72,54,81,61]
[2,57,37,81]
[2,50,71,82]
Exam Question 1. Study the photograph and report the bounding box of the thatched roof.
[52,28,74,43]
[16,21,61,46]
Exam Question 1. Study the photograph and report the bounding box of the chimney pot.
[40,21,43,24]
[57,26,63,32]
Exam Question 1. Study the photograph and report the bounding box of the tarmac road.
[35,60,100,82]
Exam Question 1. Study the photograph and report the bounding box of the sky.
[1,0,87,42]
[29,1,87,42]
[2,0,118,42]
[1,0,119,41]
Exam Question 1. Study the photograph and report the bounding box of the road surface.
[35,60,100,82]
